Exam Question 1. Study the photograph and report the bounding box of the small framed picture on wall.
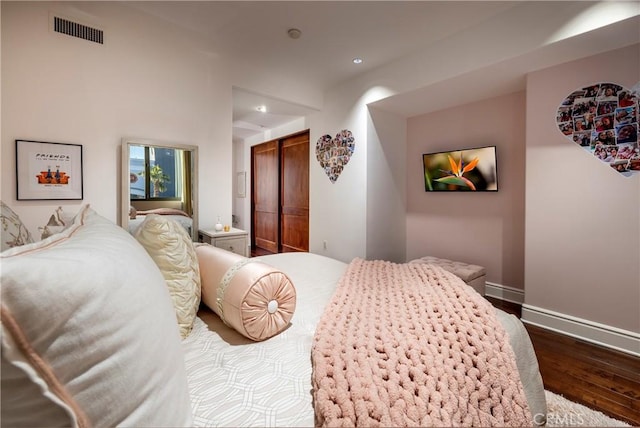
[16,139,84,200]
[237,171,246,198]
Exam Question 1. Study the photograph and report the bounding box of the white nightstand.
[198,228,249,257]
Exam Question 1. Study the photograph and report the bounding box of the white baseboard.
[522,304,640,358]
[485,281,524,304]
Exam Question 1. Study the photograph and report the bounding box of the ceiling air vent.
[53,16,103,44]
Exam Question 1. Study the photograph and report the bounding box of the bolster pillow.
[196,245,297,341]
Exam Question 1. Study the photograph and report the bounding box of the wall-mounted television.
[423,145,498,191]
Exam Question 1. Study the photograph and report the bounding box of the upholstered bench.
[409,256,486,295]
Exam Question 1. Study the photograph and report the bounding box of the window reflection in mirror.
[121,139,198,241]
[130,145,186,200]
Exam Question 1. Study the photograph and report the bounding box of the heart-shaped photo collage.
[316,130,355,183]
[556,81,639,177]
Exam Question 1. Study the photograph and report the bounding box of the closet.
[251,130,309,253]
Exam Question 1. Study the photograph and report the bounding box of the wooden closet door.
[280,133,309,252]
[252,140,279,253]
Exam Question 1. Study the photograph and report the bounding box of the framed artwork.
[237,171,246,198]
[16,139,83,200]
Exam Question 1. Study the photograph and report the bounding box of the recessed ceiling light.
[256,105,267,113]
[352,58,363,64]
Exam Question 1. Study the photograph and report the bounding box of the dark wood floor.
[485,297,640,426]
[250,246,275,257]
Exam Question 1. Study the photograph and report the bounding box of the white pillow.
[1,205,193,427]
[135,214,201,339]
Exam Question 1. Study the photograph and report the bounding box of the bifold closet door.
[280,133,309,252]
[252,140,279,253]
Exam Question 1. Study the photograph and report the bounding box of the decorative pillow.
[196,244,297,341]
[1,201,34,252]
[1,205,193,427]
[38,206,75,240]
[134,214,201,339]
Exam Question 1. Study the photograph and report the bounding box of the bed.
[182,252,547,427]
[1,206,546,427]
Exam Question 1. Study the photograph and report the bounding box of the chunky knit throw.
[311,258,532,427]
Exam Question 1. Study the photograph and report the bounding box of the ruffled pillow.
[135,214,201,339]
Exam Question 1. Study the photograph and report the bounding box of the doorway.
[251,130,309,254]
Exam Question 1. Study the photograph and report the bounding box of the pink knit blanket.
[311,258,532,427]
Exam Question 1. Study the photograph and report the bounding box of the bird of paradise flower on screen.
[435,152,480,190]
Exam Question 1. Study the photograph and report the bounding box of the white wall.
[524,44,639,334]
[307,84,392,262]
[1,2,232,234]
[366,106,407,262]
[232,139,245,230]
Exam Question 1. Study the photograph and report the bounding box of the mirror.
[120,138,198,241]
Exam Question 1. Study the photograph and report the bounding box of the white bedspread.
[181,252,546,427]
